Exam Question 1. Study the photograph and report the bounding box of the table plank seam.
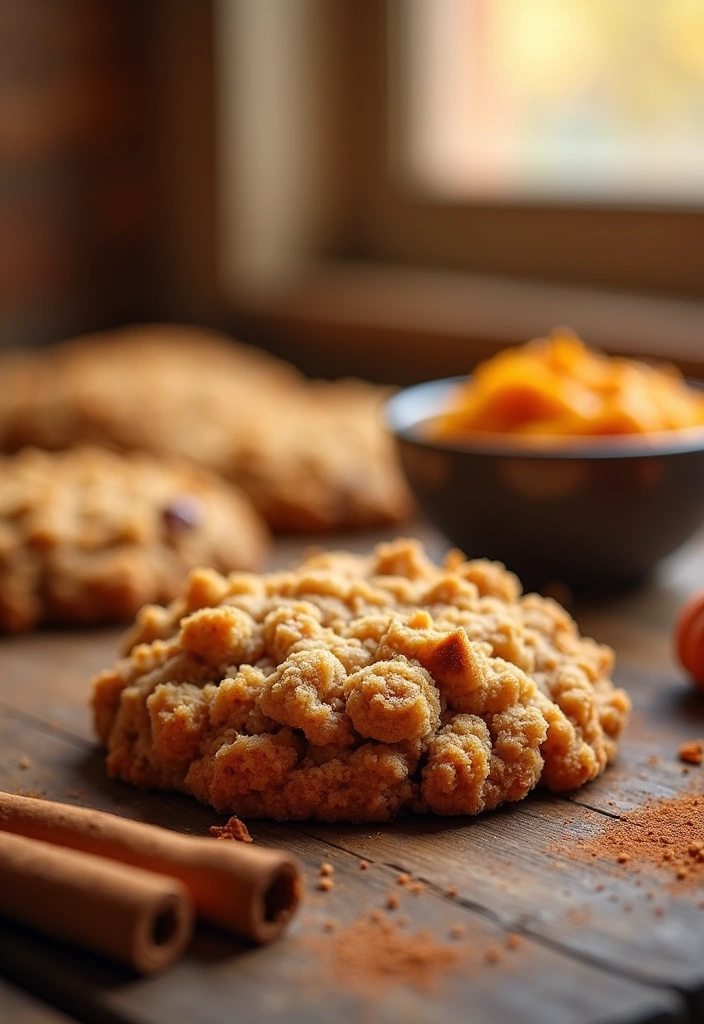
[509,925,692,1019]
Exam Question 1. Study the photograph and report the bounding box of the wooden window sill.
[227,262,704,384]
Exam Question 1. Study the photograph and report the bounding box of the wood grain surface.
[1,526,703,1024]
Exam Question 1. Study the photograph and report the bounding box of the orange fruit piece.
[675,590,704,689]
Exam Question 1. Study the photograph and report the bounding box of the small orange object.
[675,590,704,689]
[678,740,704,765]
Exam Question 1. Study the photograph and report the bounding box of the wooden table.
[1,524,704,1024]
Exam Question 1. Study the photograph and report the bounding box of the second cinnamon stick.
[0,830,193,974]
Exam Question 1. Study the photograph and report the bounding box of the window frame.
[171,1,704,383]
[338,1,704,298]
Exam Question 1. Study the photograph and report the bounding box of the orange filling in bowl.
[432,330,704,442]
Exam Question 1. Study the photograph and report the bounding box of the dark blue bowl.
[385,377,704,593]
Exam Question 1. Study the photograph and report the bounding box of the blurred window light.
[402,0,704,204]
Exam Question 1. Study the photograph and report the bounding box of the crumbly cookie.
[91,539,630,821]
[0,447,269,632]
[0,325,413,531]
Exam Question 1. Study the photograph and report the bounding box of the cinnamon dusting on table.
[304,891,528,997]
[308,911,463,995]
[569,792,704,888]
[208,815,253,843]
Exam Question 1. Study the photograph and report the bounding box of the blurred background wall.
[0,0,152,348]
[0,0,217,349]
[1,0,704,383]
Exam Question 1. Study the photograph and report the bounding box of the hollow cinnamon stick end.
[132,888,195,975]
[252,857,304,945]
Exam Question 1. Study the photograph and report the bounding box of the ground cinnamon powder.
[309,912,463,995]
[303,908,525,998]
[574,793,704,887]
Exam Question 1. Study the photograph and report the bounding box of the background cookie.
[0,447,269,631]
[0,325,414,531]
[92,539,630,822]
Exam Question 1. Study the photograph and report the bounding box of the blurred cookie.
[0,447,269,631]
[92,538,630,822]
[232,377,413,531]
[0,325,413,531]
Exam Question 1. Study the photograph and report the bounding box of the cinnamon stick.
[0,830,193,974]
[0,793,302,943]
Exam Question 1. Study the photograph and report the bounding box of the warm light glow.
[403,0,704,202]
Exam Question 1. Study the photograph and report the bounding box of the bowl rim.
[384,375,704,460]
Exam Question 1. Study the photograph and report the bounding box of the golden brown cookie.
[91,539,630,821]
[0,447,269,632]
[0,325,413,531]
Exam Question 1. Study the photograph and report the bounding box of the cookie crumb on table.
[208,816,253,842]
[678,739,703,765]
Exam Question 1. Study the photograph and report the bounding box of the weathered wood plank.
[0,711,684,1024]
[0,628,119,742]
[0,913,683,1024]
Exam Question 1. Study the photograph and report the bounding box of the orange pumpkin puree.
[432,329,704,441]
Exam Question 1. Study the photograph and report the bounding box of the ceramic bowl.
[385,377,704,592]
